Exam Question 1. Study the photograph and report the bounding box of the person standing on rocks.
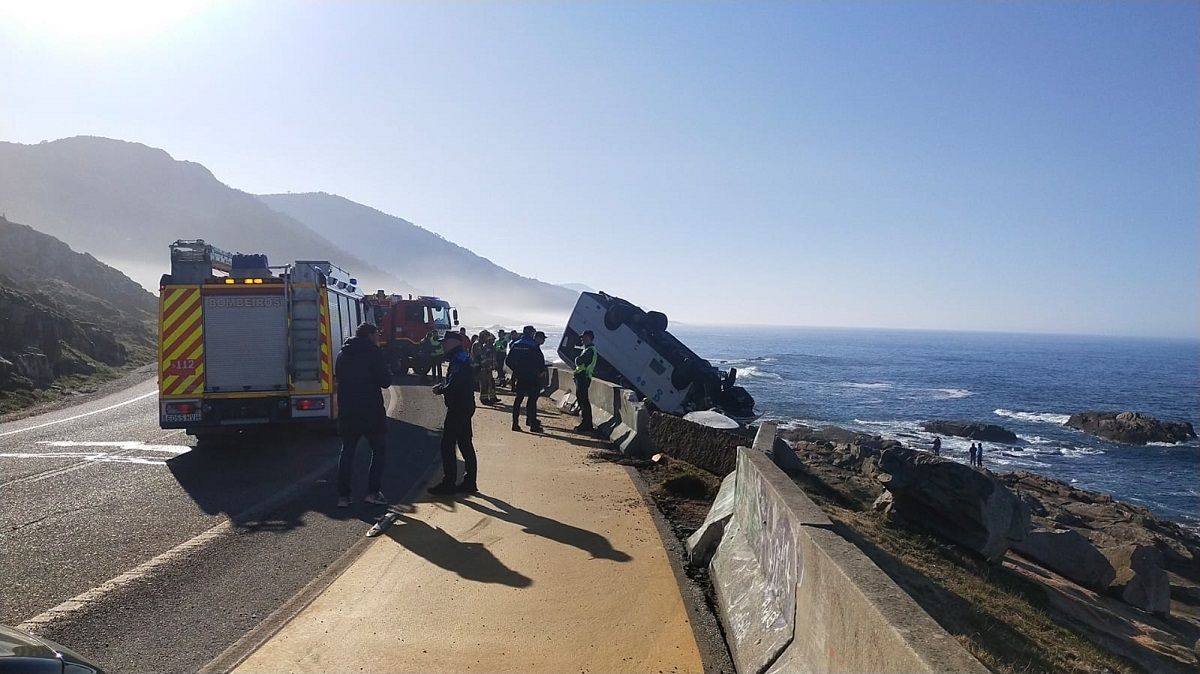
[335,323,392,508]
[931,436,942,456]
[976,442,985,468]
[968,442,979,467]
[573,330,598,433]
[506,325,545,433]
[429,332,478,495]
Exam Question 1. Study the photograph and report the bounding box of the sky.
[1,1,1197,338]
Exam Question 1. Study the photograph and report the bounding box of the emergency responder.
[335,323,391,507]
[506,325,545,432]
[494,329,510,387]
[474,330,499,404]
[430,332,477,495]
[573,330,598,433]
[427,331,445,383]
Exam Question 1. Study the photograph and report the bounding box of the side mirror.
[452,309,459,326]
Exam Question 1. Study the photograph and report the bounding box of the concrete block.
[711,520,794,674]
[772,526,989,673]
[686,470,737,569]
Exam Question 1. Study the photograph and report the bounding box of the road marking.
[37,440,191,454]
[16,457,340,634]
[0,390,158,437]
[0,452,170,466]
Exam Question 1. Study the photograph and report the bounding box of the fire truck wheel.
[646,311,668,333]
[604,303,634,331]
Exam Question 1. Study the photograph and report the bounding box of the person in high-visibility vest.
[494,329,511,387]
[573,330,598,433]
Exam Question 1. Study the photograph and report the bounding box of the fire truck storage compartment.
[203,290,288,392]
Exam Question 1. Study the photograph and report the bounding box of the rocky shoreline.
[629,417,1200,672]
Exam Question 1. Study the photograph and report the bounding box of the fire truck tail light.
[294,398,326,411]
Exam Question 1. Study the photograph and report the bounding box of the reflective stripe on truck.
[159,285,206,397]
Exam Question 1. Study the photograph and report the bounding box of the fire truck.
[364,291,458,376]
[157,239,370,438]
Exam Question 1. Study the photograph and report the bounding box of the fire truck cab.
[364,292,458,376]
[157,240,369,438]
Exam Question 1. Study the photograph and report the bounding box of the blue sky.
[1,1,1196,337]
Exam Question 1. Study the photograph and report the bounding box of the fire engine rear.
[157,240,369,438]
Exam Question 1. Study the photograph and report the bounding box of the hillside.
[258,192,578,321]
[0,216,157,409]
[0,137,413,295]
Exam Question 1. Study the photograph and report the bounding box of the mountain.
[0,137,412,295]
[0,216,156,401]
[258,192,578,322]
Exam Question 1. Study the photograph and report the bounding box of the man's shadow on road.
[384,514,533,588]
[460,493,632,562]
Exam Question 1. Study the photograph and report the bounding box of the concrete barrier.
[549,367,648,456]
[710,443,988,674]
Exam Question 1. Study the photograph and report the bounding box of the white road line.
[0,390,158,438]
[16,458,339,633]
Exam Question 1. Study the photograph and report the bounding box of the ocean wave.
[930,388,973,399]
[734,366,783,381]
[839,382,894,390]
[994,409,1070,425]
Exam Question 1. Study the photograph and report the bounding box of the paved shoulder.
[234,397,704,674]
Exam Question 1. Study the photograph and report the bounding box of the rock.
[1102,544,1171,615]
[921,420,1018,443]
[876,447,1030,562]
[1066,411,1197,445]
[1013,527,1116,590]
[683,410,740,430]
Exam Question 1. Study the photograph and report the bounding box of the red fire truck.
[364,291,459,376]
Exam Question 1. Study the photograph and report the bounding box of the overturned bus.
[558,292,756,421]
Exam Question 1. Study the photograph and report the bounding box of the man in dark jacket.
[505,325,545,433]
[335,323,392,507]
[430,332,478,495]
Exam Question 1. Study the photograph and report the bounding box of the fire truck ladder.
[288,265,324,391]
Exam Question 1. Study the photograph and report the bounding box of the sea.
[533,326,1200,531]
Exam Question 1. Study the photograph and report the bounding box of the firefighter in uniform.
[494,329,510,387]
[474,330,498,404]
[573,330,598,433]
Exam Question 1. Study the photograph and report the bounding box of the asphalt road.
[0,377,444,673]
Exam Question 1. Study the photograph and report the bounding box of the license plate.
[163,413,202,423]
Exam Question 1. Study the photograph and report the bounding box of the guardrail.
[546,367,648,455]
[702,426,988,674]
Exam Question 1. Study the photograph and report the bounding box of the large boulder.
[1102,544,1171,615]
[1013,526,1116,590]
[876,447,1029,562]
[921,420,1018,443]
[1066,411,1197,445]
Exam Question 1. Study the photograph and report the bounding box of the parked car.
[0,625,105,674]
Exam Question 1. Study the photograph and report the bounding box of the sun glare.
[0,0,212,42]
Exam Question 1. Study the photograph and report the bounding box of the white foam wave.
[735,366,782,381]
[840,382,894,390]
[931,388,973,399]
[994,409,1070,425]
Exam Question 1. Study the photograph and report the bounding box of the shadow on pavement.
[166,415,442,532]
[461,493,632,562]
[385,514,533,588]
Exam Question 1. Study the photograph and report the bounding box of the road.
[0,377,443,673]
